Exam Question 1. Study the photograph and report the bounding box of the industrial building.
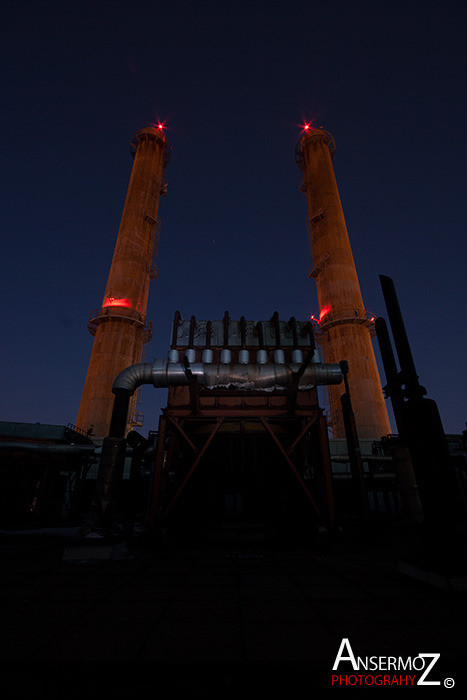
[1,124,466,547]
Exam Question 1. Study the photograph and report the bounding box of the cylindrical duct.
[202,348,214,363]
[220,349,231,364]
[168,349,179,363]
[238,349,250,364]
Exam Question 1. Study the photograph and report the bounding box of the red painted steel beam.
[286,417,318,456]
[318,413,335,528]
[162,418,224,519]
[148,415,168,531]
[260,418,324,523]
[167,416,199,454]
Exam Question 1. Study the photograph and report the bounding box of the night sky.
[1,0,466,436]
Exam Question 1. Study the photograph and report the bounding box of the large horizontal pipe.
[0,442,155,458]
[112,359,343,396]
[0,442,97,456]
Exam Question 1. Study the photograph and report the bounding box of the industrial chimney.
[296,127,391,439]
[76,125,170,437]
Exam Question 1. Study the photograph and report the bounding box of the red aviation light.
[319,305,331,322]
[103,297,132,309]
[310,305,331,324]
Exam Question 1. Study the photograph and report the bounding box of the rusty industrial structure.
[73,122,394,541]
[78,310,344,542]
[296,127,391,439]
[76,125,171,437]
[2,122,466,551]
[147,312,341,540]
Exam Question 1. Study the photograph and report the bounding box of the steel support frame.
[260,417,325,524]
[161,417,225,520]
[149,409,334,531]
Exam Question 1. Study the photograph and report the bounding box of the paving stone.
[240,584,305,601]
[32,623,147,661]
[241,599,321,624]
[291,573,349,586]
[382,599,467,625]
[1,598,98,625]
[311,599,397,625]
[163,599,240,624]
[42,580,127,601]
[181,573,236,586]
[237,573,293,586]
[301,584,371,601]
[140,621,244,662]
[0,600,23,619]
[174,583,239,601]
[109,583,177,601]
[0,624,66,658]
[243,623,338,664]
[0,581,63,601]
[361,581,446,600]
[76,599,168,626]
[0,535,465,683]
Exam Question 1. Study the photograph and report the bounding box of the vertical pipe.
[375,316,405,435]
[339,360,369,521]
[379,275,425,400]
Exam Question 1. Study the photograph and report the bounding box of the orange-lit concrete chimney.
[296,127,391,438]
[76,125,170,437]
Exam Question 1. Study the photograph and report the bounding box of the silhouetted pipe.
[378,276,463,552]
[339,360,369,521]
[123,430,149,539]
[375,316,405,436]
[288,316,299,349]
[89,436,126,533]
[239,316,247,349]
[188,315,196,348]
[255,321,264,349]
[170,310,181,349]
[109,390,131,438]
[271,311,281,347]
[205,320,212,348]
[0,442,96,456]
[379,275,425,400]
[222,311,230,348]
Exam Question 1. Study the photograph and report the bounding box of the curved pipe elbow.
[112,362,155,395]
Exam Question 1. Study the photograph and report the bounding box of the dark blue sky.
[1,0,466,435]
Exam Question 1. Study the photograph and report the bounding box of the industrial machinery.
[83,311,344,543]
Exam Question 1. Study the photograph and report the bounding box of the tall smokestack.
[77,125,170,437]
[296,127,390,438]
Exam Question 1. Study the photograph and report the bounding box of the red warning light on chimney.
[103,297,132,309]
[319,304,331,322]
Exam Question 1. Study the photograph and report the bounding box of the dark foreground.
[0,526,465,696]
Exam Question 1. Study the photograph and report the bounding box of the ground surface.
[0,527,465,696]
